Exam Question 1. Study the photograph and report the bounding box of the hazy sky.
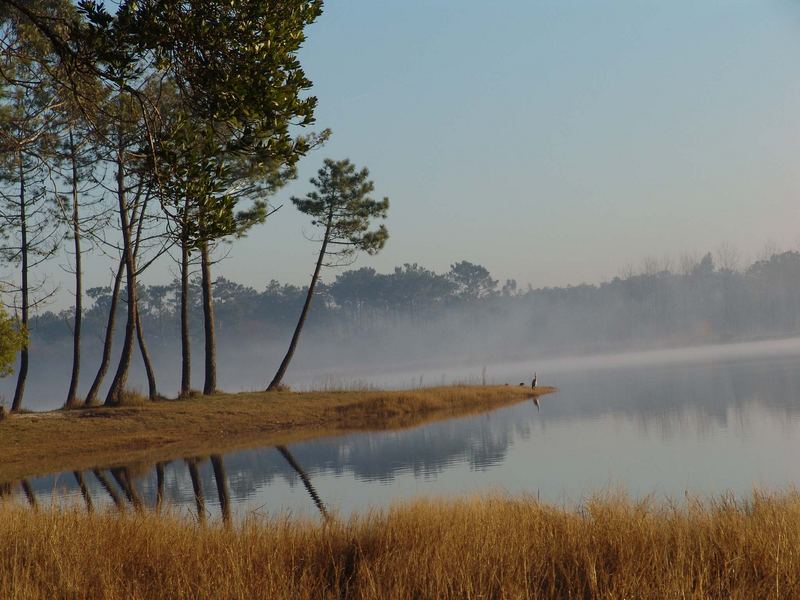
[43,1,800,303]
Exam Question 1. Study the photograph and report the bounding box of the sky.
[44,1,800,304]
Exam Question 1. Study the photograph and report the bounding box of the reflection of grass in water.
[0,385,554,482]
[2,491,799,598]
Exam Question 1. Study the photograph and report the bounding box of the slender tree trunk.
[180,232,191,396]
[186,458,206,524]
[84,256,124,406]
[73,471,93,513]
[276,445,329,520]
[104,283,136,406]
[267,219,331,391]
[105,137,138,406]
[210,454,231,525]
[134,301,158,399]
[66,130,82,408]
[200,242,216,395]
[11,156,28,413]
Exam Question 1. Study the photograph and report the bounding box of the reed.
[1,491,798,599]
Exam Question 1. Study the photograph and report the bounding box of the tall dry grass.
[2,492,799,599]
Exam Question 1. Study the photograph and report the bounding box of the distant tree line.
[25,250,800,369]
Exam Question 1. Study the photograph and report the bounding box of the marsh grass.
[308,374,378,392]
[1,492,799,599]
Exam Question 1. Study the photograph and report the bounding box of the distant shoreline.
[0,385,554,482]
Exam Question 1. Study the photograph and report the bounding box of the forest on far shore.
[26,249,800,366]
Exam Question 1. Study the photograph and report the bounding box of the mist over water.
[8,250,800,410]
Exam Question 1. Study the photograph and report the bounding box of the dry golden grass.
[2,492,799,599]
[0,386,553,482]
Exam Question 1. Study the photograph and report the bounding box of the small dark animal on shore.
[518,382,525,386]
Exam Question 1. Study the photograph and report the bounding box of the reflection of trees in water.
[0,480,39,508]
[20,449,329,524]
[93,469,124,510]
[185,458,206,524]
[155,462,166,512]
[20,480,37,508]
[110,468,143,511]
[25,407,527,512]
[226,413,521,491]
[276,446,329,521]
[210,455,231,525]
[544,357,800,439]
[18,354,800,516]
[73,471,93,513]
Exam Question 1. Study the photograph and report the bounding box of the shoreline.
[0,385,554,482]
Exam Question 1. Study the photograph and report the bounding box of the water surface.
[7,347,800,521]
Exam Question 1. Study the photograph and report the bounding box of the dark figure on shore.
[518,382,525,386]
[531,373,537,388]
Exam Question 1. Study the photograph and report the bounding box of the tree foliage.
[293,158,389,265]
[0,299,24,377]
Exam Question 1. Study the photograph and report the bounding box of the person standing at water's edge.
[532,373,537,388]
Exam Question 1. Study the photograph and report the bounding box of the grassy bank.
[0,385,553,482]
[1,492,798,599]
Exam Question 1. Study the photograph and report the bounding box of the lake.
[6,342,800,521]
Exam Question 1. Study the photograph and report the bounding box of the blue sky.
[70,1,800,298]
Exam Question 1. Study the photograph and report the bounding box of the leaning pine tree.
[267,158,389,391]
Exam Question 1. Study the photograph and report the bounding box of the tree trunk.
[180,234,191,396]
[267,219,331,391]
[210,454,231,525]
[84,256,124,406]
[104,269,136,406]
[134,300,158,399]
[66,130,82,408]
[11,156,28,413]
[105,137,138,407]
[200,242,216,395]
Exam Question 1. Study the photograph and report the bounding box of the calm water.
[6,346,800,521]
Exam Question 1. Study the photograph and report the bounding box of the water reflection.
[276,446,330,521]
[2,446,330,524]
[73,471,93,513]
[6,351,800,519]
[210,456,231,524]
[1,480,39,508]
